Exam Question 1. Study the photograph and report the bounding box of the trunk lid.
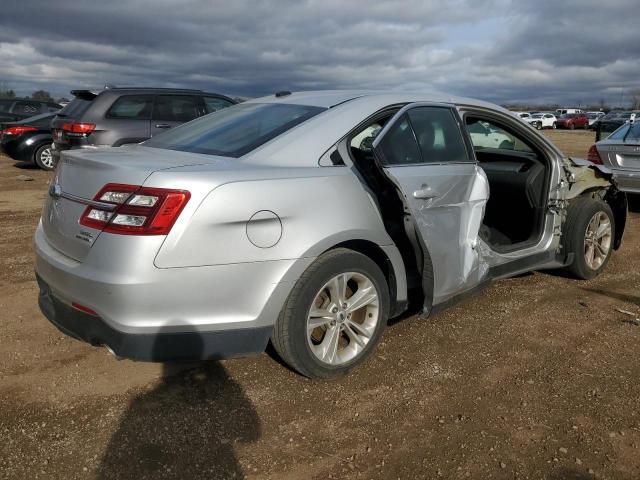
[41,145,227,261]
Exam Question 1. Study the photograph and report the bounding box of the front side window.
[143,103,325,158]
[153,95,201,122]
[204,97,234,113]
[466,118,534,153]
[107,95,153,120]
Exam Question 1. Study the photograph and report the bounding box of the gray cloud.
[0,0,638,106]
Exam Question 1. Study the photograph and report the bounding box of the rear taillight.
[79,183,190,235]
[587,144,603,165]
[62,122,96,135]
[1,126,38,136]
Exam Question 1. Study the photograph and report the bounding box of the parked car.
[35,90,626,378]
[0,98,61,122]
[587,111,605,127]
[555,108,584,116]
[595,111,639,139]
[528,113,557,130]
[512,111,532,121]
[50,87,236,166]
[0,112,56,170]
[556,113,589,129]
[467,120,515,148]
[588,114,640,193]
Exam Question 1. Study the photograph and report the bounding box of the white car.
[512,111,532,121]
[528,113,557,130]
[587,111,605,126]
[468,120,515,149]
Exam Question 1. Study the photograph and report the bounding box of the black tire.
[271,248,390,379]
[552,122,557,129]
[34,143,55,171]
[535,122,542,130]
[562,197,615,280]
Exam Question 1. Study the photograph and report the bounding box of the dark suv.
[0,98,62,122]
[51,87,236,164]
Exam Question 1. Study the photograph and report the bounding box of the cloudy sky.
[1,0,638,106]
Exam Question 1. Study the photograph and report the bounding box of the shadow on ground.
[97,335,260,480]
[581,286,640,307]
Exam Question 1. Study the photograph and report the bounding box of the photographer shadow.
[97,333,260,479]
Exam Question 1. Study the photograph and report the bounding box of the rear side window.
[107,95,153,120]
[375,115,422,165]
[153,95,201,122]
[144,103,324,158]
[204,97,234,113]
[13,101,41,115]
[407,107,468,163]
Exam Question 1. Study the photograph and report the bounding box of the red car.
[556,113,589,129]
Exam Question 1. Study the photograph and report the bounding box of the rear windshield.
[608,122,640,142]
[57,97,93,119]
[143,103,325,158]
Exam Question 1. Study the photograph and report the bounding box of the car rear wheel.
[562,197,614,280]
[535,122,542,130]
[34,144,55,171]
[552,122,557,129]
[271,248,389,378]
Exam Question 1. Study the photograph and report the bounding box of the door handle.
[413,185,437,199]
[155,123,171,129]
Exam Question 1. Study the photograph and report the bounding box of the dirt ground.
[1,130,640,480]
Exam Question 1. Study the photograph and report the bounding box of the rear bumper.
[34,222,315,361]
[37,275,272,361]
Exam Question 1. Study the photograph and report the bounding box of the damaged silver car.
[35,91,627,379]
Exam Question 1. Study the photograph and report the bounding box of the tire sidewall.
[34,143,54,170]
[285,251,389,378]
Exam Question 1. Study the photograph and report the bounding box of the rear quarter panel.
[149,167,394,268]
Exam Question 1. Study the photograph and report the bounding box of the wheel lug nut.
[342,303,348,309]
[332,307,338,313]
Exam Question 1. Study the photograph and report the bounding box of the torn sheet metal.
[563,157,613,199]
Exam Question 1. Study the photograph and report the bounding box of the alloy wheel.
[306,272,380,365]
[39,147,54,169]
[584,211,612,270]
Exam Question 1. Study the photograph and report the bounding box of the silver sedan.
[589,114,640,193]
[35,91,627,378]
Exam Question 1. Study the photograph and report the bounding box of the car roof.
[70,88,235,100]
[245,89,507,112]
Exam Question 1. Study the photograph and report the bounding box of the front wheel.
[535,122,542,130]
[272,248,389,378]
[562,197,614,280]
[552,122,557,129]
[34,144,55,170]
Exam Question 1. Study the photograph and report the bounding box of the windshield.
[608,122,640,142]
[532,114,543,118]
[144,103,325,157]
